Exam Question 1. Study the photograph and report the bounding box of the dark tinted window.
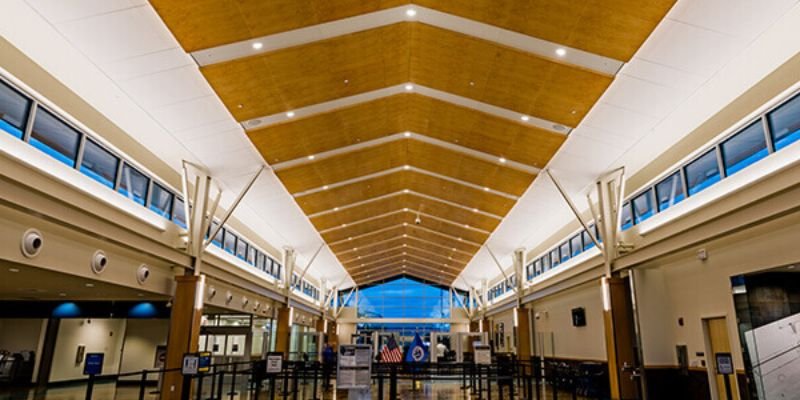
[620,202,633,231]
[684,149,721,195]
[583,226,595,250]
[118,163,149,205]
[541,255,550,271]
[173,198,187,229]
[80,139,118,189]
[236,238,248,260]
[247,246,257,265]
[30,109,80,167]
[721,121,768,176]
[533,259,542,276]
[560,242,571,263]
[0,81,31,139]
[768,93,800,150]
[570,234,582,256]
[223,230,237,254]
[655,172,685,212]
[149,183,173,219]
[550,249,560,268]
[632,189,654,224]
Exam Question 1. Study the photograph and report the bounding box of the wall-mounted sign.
[715,352,734,375]
[266,352,283,374]
[83,353,104,376]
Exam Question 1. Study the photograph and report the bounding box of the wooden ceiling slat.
[342,247,466,270]
[249,93,564,168]
[277,140,534,195]
[297,171,516,217]
[323,213,488,245]
[311,193,500,233]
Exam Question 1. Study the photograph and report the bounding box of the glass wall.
[357,277,451,318]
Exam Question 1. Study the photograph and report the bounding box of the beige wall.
[336,322,357,347]
[635,209,800,371]
[50,318,126,382]
[529,282,606,361]
[0,319,44,353]
[489,309,516,353]
[118,319,169,377]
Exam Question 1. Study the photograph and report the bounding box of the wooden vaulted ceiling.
[152,0,675,286]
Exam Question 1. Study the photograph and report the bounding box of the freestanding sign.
[474,345,491,365]
[181,354,199,376]
[266,352,283,374]
[83,353,104,376]
[337,344,372,390]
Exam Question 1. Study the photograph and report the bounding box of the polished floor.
[0,380,592,400]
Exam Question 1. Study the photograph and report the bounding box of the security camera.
[254,301,260,312]
[208,286,217,299]
[136,265,150,284]
[225,291,233,304]
[242,296,250,308]
[21,229,43,258]
[91,250,108,274]
[415,216,422,225]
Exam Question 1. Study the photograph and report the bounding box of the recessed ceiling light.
[403,222,408,226]
[458,237,463,241]
[353,248,358,251]
[59,293,67,297]
[342,223,347,227]
[344,79,349,84]
[483,187,490,192]
[520,115,530,122]
[307,155,316,160]
[333,207,340,211]
[452,248,457,251]
[465,224,470,228]
[404,132,411,137]
[472,208,479,212]
[404,84,414,91]
[137,293,144,297]
[322,185,329,190]
[286,111,295,118]
[405,8,417,17]
[403,234,408,237]
[85,283,95,288]
[9,268,19,273]
[499,157,507,163]
[555,48,567,57]
[252,42,263,50]
[403,207,409,211]
[403,189,410,193]
[348,237,353,241]
[789,265,796,270]
[403,165,411,170]
[469,81,475,86]
[403,244,407,247]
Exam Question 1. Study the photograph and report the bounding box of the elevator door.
[706,317,739,400]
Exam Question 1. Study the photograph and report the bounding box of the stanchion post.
[389,365,398,400]
[196,373,204,400]
[139,370,147,400]
[85,374,95,400]
[228,363,237,400]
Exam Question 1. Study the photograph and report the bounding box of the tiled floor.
[0,380,592,400]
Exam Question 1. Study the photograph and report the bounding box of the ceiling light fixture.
[333,207,340,211]
[307,155,316,160]
[483,187,490,192]
[9,268,19,273]
[286,111,295,118]
[322,185,329,190]
[472,208,479,213]
[348,237,353,241]
[520,115,530,122]
[404,84,414,91]
[252,42,263,50]
[555,48,567,57]
[405,8,417,17]
[403,165,411,170]
[499,157,507,163]
[404,132,411,137]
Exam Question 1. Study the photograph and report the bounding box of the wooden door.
[706,317,739,400]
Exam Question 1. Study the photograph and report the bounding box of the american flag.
[380,335,403,363]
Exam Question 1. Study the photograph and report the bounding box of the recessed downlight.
[405,8,417,17]
[404,84,414,91]
[9,268,19,273]
[483,187,490,192]
[472,208,479,213]
[252,42,263,50]
[286,111,295,118]
[307,155,316,160]
[403,165,411,170]
[322,185,329,190]
[404,132,411,137]
[85,283,95,288]
[521,115,530,122]
[499,157,507,164]
[555,48,567,57]
[333,207,340,211]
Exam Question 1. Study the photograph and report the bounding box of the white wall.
[118,319,168,378]
[529,282,607,361]
[49,318,126,382]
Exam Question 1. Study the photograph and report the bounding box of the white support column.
[513,248,525,304]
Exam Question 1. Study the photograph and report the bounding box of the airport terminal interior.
[1,1,800,399]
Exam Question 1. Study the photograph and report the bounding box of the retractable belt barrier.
[76,354,610,400]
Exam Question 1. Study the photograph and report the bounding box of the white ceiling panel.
[149,96,232,132]
[118,65,214,110]
[102,48,194,81]
[26,0,146,24]
[55,6,175,64]
[619,58,706,93]
[580,103,659,139]
[600,74,689,119]
[669,0,798,39]
[635,19,747,78]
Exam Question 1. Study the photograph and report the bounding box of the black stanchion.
[389,365,398,400]
[282,366,290,398]
[311,363,319,400]
[138,370,147,400]
[291,366,299,400]
[85,374,95,400]
[216,369,225,400]
[196,373,204,400]
[486,366,492,400]
[209,366,216,400]
[227,363,237,400]
[269,375,276,400]
[478,365,483,400]
[378,372,384,400]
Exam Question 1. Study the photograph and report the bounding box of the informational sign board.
[715,352,734,375]
[182,353,199,376]
[474,345,491,365]
[266,352,283,374]
[337,344,372,389]
[83,353,104,376]
[198,352,212,374]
